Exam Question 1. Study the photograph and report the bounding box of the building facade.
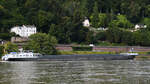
[11,25,36,37]
[11,37,29,43]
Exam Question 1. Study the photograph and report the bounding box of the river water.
[0,60,150,84]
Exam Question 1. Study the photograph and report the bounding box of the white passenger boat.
[2,50,42,61]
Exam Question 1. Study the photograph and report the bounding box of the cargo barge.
[1,51,138,61]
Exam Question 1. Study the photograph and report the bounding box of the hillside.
[0,0,150,46]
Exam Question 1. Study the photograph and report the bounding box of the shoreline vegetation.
[1,38,150,60]
[1,40,150,60]
[59,51,117,55]
[59,51,150,55]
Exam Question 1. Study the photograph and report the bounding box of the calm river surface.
[0,60,150,84]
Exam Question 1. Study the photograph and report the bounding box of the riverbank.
[56,45,150,52]
[59,51,117,55]
[59,51,149,55]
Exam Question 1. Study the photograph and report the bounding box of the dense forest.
[0,0,150,46]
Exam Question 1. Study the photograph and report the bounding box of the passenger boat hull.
[5,54,136,61]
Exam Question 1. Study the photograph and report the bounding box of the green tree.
[141,18,150,30]
[145,5,150,17]
[80,0,89,17]
[4,42,18,54]
[49,24,56,36]
[121,0,141,23]
[140,31,150,46]
[90,13,108,28]
[50,17,72,44]
[37,10,54,32]
[109,15,133,29]
[98,13,107,27]
[132,31,142,46]
[26,33,58,55]
[116,15,133,28]
[106,27,122,43]
[0,45,4,57]
[95,31,107,41]
[121,31,134,45]
[90,2,99,28]
[85,31,95,44]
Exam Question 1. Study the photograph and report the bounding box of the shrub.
[4,42,18,54]
[147,52,150,54]
[72,46,93,51]
[0,45,4,57]
[25,33,58,55]
[97,41,111,46]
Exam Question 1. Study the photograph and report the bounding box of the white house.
[83,19,90,27]
[11,25,36,37]
[135,24,147,30]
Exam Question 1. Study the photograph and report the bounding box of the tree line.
[0,0,150,46]
[0,33,58,56]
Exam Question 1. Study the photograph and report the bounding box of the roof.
[12,25,36,28]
